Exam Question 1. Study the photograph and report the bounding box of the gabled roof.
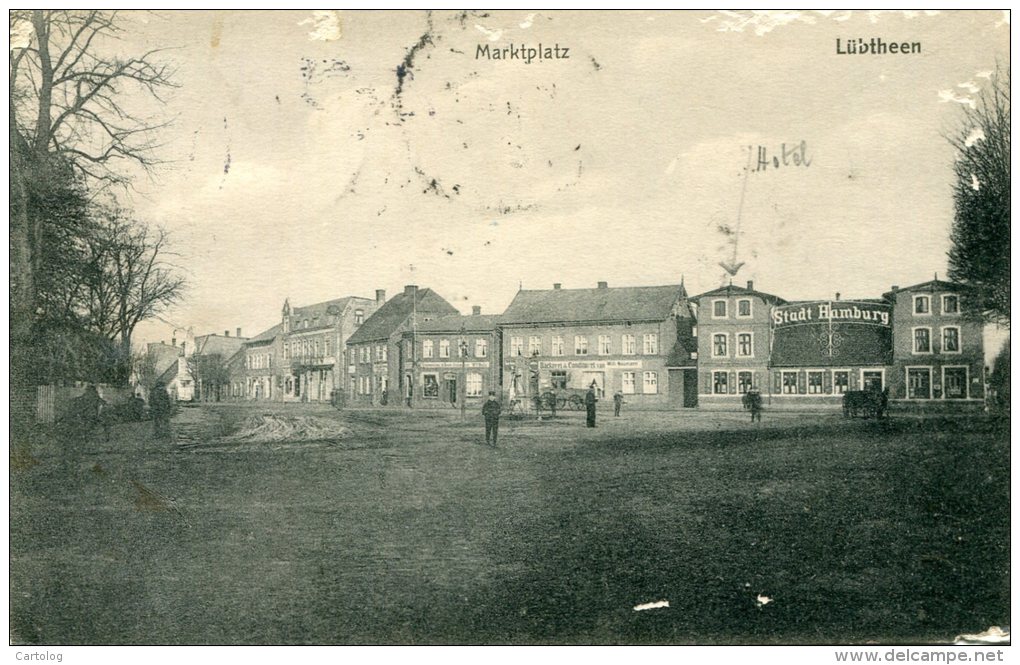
[155,359,179,385]
[192,333,248,358]
[288,296,373,331]
[347,288,458,344]
[499,284,687,325]
[405,313,502,334]
[245,323,282,346]
[690,283,786,305]
[883,279,971,300]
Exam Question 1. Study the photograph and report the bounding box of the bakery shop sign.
[772,301,890,327]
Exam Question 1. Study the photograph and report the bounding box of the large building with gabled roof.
[498,280,697,410]
[346,285,459,406]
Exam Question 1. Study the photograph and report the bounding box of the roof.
[155,360,179,385]
[347,288,458,344]
[405,313,501,334]
[499,285,687,325]
[192,333,248,358]
[288,296,373,331]
[690,283,786,305]
[882,279,971,300]
[665,340,697,368]
[245,323,282,346]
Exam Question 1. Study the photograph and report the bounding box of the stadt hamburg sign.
[772,301,891,327]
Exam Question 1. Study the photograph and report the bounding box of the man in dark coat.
[75,384,108,440]
[481,391,501,447]
[149,382,173,440]
[613,390,624,417]
[744,386,763,422]
[585,386,598,428]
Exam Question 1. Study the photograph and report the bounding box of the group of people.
[64,382,175,441]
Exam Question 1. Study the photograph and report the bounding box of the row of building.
[147,276,987,411]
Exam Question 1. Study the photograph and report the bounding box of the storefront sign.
[421,361,490,369]
[538,360,643,370]
[772,301,891,327]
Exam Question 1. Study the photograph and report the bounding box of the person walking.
[744,386,763,423]
[613,390,624,417]
[481,391,501,447]
[149,382,173,441]
[585,386,598,428]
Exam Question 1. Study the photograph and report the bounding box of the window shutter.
[849,372,859,390]
[773,371,782,393]
[823,371,832,394]
[729,371,737,394]
[798,370,807,394]
[701,371,712,394]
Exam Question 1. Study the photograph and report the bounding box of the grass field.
[9,403,1009,645]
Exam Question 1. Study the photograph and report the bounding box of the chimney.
[597,281,608,289]
[472,305,482,316]
[404,285,418,297]
[891,285,899,292]
[236,327,242,337]
[375,289,386,303]
[835,292,841,301]
[553,283,562,290]
[171,336,177,347]
[224,330,230,337]
[746,280,755,291]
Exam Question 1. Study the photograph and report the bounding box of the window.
[283,318,290,333]
[621,372,636,394]
[303,319,309,329]
[381,345,388,362]
[643,372,658,394]
[942,294,959,314]
[737,333,753,357]
[913,295,931,315]
[511,336,523,357]
[913,328,931,353]
[942,327,961,353]
[907,367,932,399]
[314,340,321,357]
[712,300,727,318]
[423,339,434,358]
[622,334,636,355]
[355,309,364,325]
[423,373,439,398]
[324,338,331,356]
[862,371,883,392]
[712,333,728,358]
[466,373,483,397]
[713,371,728,394]
[643,333,658,355]
[475,339,488,358]
[737,371,753,394]
[943,367,968,399]
[833,371,849,394]
[574,335,588,355]
[283,343,289,359]
[551,336,564,356]
[551,370,568,390]
[598,335,612,355]
[528,336,542,356]
[737,299,752,318]
[807,371,824,394]
[782,371,798,394]
[439,339,451,358]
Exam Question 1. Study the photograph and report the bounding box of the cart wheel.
[557,397,568,409]
[569,395,584,410]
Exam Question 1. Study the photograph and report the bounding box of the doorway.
[446,378,457,404]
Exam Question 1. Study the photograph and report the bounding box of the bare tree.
[10,10,176,375]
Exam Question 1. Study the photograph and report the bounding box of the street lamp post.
[460,325,468,420]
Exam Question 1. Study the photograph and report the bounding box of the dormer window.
[355,309,364,325]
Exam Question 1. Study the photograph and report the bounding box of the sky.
[101,10,1010,346]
